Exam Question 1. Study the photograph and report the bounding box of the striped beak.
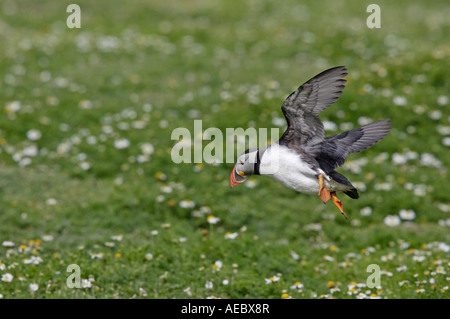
[230,166,247,188]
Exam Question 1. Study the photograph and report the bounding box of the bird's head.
[230,148,259,188]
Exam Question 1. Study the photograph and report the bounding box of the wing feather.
[279,66,348,148]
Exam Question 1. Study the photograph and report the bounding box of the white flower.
[205,281,213,289]
[289,250,300,261]
[111,234,123,241]
[384,215,401,227]
[5,101,21,114]
[179,199,195,209]
[1,273,13,282]
[2,241,15,247]
[305,223,322,231]
[360,206,372,216]
[45,198,58,206]
[393,95,407,106]
[224,232,238,240]
[26,129,42,141]
[29,283,39,292]
[399,209,416,220]
[245,179,258,188]
[81,279,92,288]
[437,95,449,106]
[222,280,229,285]
[264,275,280,284]
[23,145,38,157]
[413,255,426,262]
[151,230,159,236]
[323,121,337,131]
[90,253,104,260]
[290,282,304,290]
[356,293,367,299]
[41,234,54,242]
[213,260,223,271]
[114,138,130,149]
[207,215,220,224]
[271,117,285,127]
[79,162,91,170]
[145,253,153,260]
[140,143,154,155]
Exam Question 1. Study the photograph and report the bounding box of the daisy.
[145,253,153,260]
[114,138,130,149]
[111,234,123,241]
[45,198,58,206]
[245,179,258,188]
[205,281,213,289]
[179,199,195,208]
[2,241,15,247]
[415,288,425,294]
[41,234,54,242]
[26,129,42,141]
[1,273,13,282]
[290,282,304,290]
[29,283,39,292]
[289,251,300,261]
[330,287,340,294]
[0,261,5,270]
[264,275,280,284]
[207,215,220,224]
[224,232,238,240]
[213,261,223,272]
[384,215,401,227]
[413,255,426,262]
[436,266,446,274]
[90,252,104,260]
[140,143,154,155]
[360,206,372,216]
[396,265,408,272]
[281,293,292,299]
[399,209,416,220]
[184,287,192,296]
[81,279,92,288]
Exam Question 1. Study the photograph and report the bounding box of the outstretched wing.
[317,119,392,173]
[279,66,348,151]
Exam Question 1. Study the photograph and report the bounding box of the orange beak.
[230,165,246,188]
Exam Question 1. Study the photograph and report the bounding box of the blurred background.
[0,0,449,299]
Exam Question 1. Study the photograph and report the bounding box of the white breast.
[259,143,321,194]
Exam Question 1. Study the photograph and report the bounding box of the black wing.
[279,66,348,151]
[317,119,391,173]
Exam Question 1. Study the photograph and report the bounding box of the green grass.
[0,0,449,299]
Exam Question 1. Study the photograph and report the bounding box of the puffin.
[230,66,391,219]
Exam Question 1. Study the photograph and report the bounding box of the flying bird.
[230,66,391,218]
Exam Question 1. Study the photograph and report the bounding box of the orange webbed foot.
[331,192,347,219]
[318,174,331,204]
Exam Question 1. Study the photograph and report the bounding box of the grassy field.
[0,0,449,299]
